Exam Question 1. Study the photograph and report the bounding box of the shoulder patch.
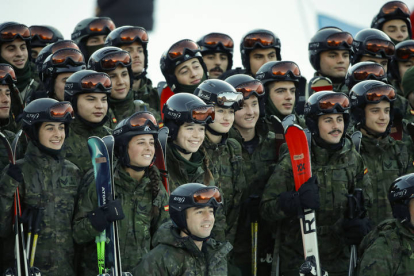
[410,109,414,115]
[164,205,169,211]
[112,117,117,124]
[364,167,368,175]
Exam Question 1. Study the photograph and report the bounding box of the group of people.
[1,0,414,275]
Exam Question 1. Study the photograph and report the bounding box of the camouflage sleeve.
[133,246,185,276]
[212,205,227,242]
[355,154,373,210]
[0,166,20,237]
[405,142,414,174]
[356,236,394,276]
[151,182,171,235]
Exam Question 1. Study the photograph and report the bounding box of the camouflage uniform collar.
[203,134,228,149]
[70,116,109,136]
[166,144,206,182]
[361,134,394,152]
[115,163,151,193]
[25,141,63,163]
[108,89,133,105]
[311,136,352,164]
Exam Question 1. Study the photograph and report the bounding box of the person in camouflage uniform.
[62,70,112,175]
[357,173,414,276]
[105,26,160,114]
[0,98,80,275]
[73,111,170,275]
[226,74,278,275]
[261,91,372,276]
[255,60,306,129]
[135,183,232,276]
[308,27,353,93]
[349,80,414,227]
[401,65,414,124]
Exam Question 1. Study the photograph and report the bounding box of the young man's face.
[1,38,28,69]
[0,84,11,119]
[120,42,145,75]
[249,48,277,76]
[360,56,389,73]
[174,58,204,86]
[398,57,414,81]
[318,114,344,144]
[108,65,130,100]
[185,206,215,238]
[234,95,259,131]
[408,92,414,109]
[382,19,409,42]
[364,101,390,135]
[202,52,228,79]
[208,106,234,134]
[319,50,350,78]
[76,93,108,123]
[86,35,107,46]
[174,122,205,153]
[54,72,73,101]
[268,81,295,116]
[31,46,44,60]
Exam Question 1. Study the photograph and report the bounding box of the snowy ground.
[3,0,414,84]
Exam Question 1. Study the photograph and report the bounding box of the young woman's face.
[1,38,28,69]
[127,134,155,167]
[76,93,108,123]
[174,122,205,153]
[38,122,65,150]
[208,106,234,134]
[108,65,130,100]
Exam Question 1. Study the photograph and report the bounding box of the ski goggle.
[49,102,74,119]
[100,51,131,70]
[51,49,84,66]
[202,33,234,49]
[352,64,385,80]
[216,91,244,108]
[395,44,414,60]
[365,85,396,102]
[119,27,148,43]
[193,187,222,204]
[29,26,55,42]
[88,18,115,33]
[191,106,215,123]
[0,64,17,83]
[168,40,200,60]
[80,73,111,90]
[0,24,30,41]
[127,112,158,130]
[235,80,265,99]
[363,39,395,57]
[51,40,80,53]
[381,1,410,16]
[309,32,353,50]
[242,32,278,49]
[318,93,350,111]
[270,61,301,77]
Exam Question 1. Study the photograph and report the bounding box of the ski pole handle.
[346,194,356,219]
[354,188,365,218]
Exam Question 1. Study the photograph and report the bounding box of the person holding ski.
[261,91,371,275]
[63,70,112,175]
[73,111,170,274]
[349,80,414,227]
[0,98,80,275]
[135,183,232,276]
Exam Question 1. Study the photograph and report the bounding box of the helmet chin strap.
[360,124,389,139]
[171,142,192,155]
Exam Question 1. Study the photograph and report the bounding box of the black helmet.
[225,74,266,117]
[87,46,133,89]
[41,48,86,94]
[240,29,281,74]
[197,32,234,71]
[29,25,64,48]
[0,22,31,60]
[160,39,207,92]
[35,40,80,75]
[162,93,214,141]
[169,183,222,241]
[194,79,243,110]
[105,26,149,76]
[113,111,159,170]
[351,28,395,65]
[304,91,351,137]
[371,1,412,40]
[388,173,414,228]
[0,63,17,90]
[308,27,353,71]
[349,80,396,137]
[389,39,414,82]
[345,61,387,90]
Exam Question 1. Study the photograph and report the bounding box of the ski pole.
[16,188,29,276]
[251,221,258,276]
[26,208,33,260]
[30,208,43,268]
[14,191,22,276]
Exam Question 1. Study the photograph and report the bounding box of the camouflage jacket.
[134,221,232,276]
[202,135,246,245]
[73,163,170,274]
[357,219,414,276]
[0,142,81,275]
[261,137,371,276]
[132,76,160,113]
[0,129,15,172]
[63,118,112,176]
[108,89,135,123]
[359,135,414,227]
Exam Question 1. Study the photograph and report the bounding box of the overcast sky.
[3,0,414,84]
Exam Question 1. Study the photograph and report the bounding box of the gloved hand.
[88,199,125,232]
[7,163,23,182]
[279,176,320,216]
[342,217,371,245]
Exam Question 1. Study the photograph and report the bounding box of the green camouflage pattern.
[0,142,81,275]
[134,221,232,276]
[132,76,160,113]
[261,137,371,276]
[73,162,170,274]
[108,90,135,123]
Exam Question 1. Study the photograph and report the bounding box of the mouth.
[200,223,212,229]
[142,154,152,158]
[93,112,104,117]
[115,88,126,93]
[50,139,62,145]
[221,123,230,127]
[282,103,292,109]
[14,59,25,66]
[335,67,346,71]
[329,130,342,136]
[188,140,200,146]
[191,79,201,85]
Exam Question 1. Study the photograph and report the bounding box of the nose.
[337,55,345,64]
[15,47,23,57]
[0,93,10,104]
[214,56,222,65]
[95,100,103,109]
[190,68,198,78]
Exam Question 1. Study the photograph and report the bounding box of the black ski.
[155,127,170,194]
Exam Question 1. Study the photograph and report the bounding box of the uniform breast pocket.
[330,169,349,209]
[382,160,399,171]
[220,165,233,177]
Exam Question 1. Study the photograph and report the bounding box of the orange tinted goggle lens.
[193,188,222,203]
[81,74,111,89]
[272,62,301,76]
[203,33,234,48]
[366,40,395,55]
[243,33,276,48]
[236,81,265,97]
[353,65,385,80]
[50,102,74,118]
[51,41,80,53]
[101,52,131,69]
[192,106,215,121]
[396,46,414,60]
[1,25,30,40]
[382,1,410,14]
[326,32,353,47]
[129,113,157,127]
[319,94,350,110]
[0,64,16,81]
[120,28,148,42]
[88,19,115,32]
[366,86,396,101]
[29,26,54,41]
[168,40,199,59]
[52,49,84,64]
